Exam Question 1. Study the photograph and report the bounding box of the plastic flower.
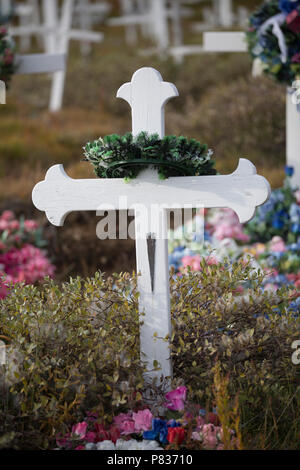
[285,166,294,177]
[86,439,163,451]
[72,421,88,439]
[165,386,187,411]
[279,0,300,14]
[270,236,287,253]
[132,409,153,432]
[113,412,135,435]
[292,52,300,63]
[143,418,169,444]
[295,189,300,204]
[167,427,185,445]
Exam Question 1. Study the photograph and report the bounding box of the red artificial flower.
[167,427,185,445]
[286,9,300,33]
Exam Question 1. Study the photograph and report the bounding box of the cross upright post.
[32,67,270,385]
[117,68,179,381]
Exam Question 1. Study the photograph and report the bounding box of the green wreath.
[83,132,217,180]
[0,27,16,88]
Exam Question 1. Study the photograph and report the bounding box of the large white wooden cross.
[32,67,270,383]
[201,31,300,189]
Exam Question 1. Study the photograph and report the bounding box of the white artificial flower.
[86,439,164,451]
[96,440,117,450]
[252,58,266,78]
[116,439,163,451]
[85,443,97,450]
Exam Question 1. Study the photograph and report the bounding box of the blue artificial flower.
[288,242,300,251]
[143,418,169,445]
[291,223,300,234]
[285,166,294,177]
[167,419,181,428]
[279,0,300,14]
[272,217,284,229]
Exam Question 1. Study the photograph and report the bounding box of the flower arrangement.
[246,166,300,243]
[56,386,228,451]
[83,132,216,180]
[0,26,15,88]
[0,210,55,297]
[246,1,300,86]
[169,168,300,299]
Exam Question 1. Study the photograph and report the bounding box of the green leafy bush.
[0,272,144,449]
[0,262,299,449]
[170,260,300,449]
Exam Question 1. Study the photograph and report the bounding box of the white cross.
[10,0,104,111]
[32,67,270,383]
[110,0,193,53]
[0,80,6,104]
[200,31,300,189]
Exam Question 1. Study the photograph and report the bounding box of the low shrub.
[0,262,299,449]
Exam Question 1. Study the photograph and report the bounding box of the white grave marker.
[32,67,270,383]
[0,80,6,104]
[10,0,104,111]
[202,31,300,188]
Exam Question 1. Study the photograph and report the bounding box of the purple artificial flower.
[165,386,187,411]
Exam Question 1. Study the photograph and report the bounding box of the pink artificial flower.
[202,424,218,449]
[120,419,135,435]
[264,283,279,292]
[205,255,218,266]
[191,431,201,441]
[208,208,250,243]
[295,189,300,204]
[292,52,300,63]
[24,220,38,231]
[269,236,287,253]
[85,431,97,443]
[182,254,201,272]
[8,220,20,231]
[72,421,88,438]
[165,386,187,411]
[75,445,85,450]
[113,412,135,435]
[0,244,55,289]
[132,409,153,432]
[0,210,14,221]
[0,220,9,231]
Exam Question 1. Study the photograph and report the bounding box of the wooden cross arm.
[15,54,66,75]
[203,32,247,52]
[32,159,270,227]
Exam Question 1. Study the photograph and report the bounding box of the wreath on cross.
[0,27,16,88]
[83,132,217,180]
[246,0,300,86]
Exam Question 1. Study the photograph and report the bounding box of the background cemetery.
[0,0,300,451]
